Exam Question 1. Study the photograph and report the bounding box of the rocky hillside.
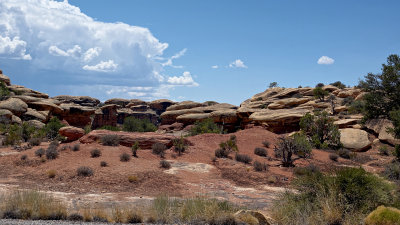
[0,69,397,152]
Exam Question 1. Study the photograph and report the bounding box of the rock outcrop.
[365,118,399,146]
[0,98,28,116]
[79,130,174,148]
[340,128,372,151]
[59,126,85,141]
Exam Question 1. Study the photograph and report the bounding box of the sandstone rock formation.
[0,98,28,116]
[59,126,85,141]
[80,130,174,148]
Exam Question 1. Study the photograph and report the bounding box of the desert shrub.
[20,154,27,161]
[254,147,268,157]
[72,144,80,151]
[383,162,400,182]
[313,86,328,101]
[101,134,120,146]
[329,153,338,161]
[215,135,239,159]
[28,137,41,146]
[293,164,320,176]
[300,111,342,149]
[379,146,390,156]
[173,136,187,156]
[330,81,346,89]
[0,81,10,99]
[274,135,312,167]
[160,160,171,169]
[394,145,400,161]
[35,148,45,157]
[47,170,56,178]
[189,118,221,136]
[4,124,23,146]
[43,117,64,140]
[67,213,83,221]
[253,161,268,171]
[77,166,93,177]
[59,145,69,151]
[348,100,366,114]
[235,154,252,164]
[84,125,91,134]
[131,141,139,157]
[128,175,139,183]
[152,142,167,157]
[271,167,396,225]
[126,212,143,223]
[269,82,278,88]
[365,206,400,225]
[338,148,351,159]
[120,152,131,162]
[90,149,101,158]
[1,190,67,220]
[98,125,120,131]
[49,140,59,148]
[342,96,354,106]
[123,117,157,132]
[262,140,270,148]
[45,146,59,160]
[100,161,108,167]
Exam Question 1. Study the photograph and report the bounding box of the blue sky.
[0,0,399,105]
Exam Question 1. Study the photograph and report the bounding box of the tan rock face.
[60,103,96,128]
[52,95,100,107]
[26,120,45,129]
[0,109,13,123]
[365,118,399,145]
[28,100,63,115]
[91,104,118,129]
[59,126,85,141]
[0,74,11,85]
[340,128,371,151]
[267,97,311,109]
[334,119,358,128]
[149,99,175,115]
[0,98,28,116]
[104,98,130,107]
[166,101,204,111]
[79,130,174,149]
[8,85,48,98]
[22,108,47,122]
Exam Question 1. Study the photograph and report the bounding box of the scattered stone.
[59,126,85,141]
[340,128,371,151]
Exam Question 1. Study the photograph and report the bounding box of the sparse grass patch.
[131,141,139,157]
[379,146,390,156]
[28,138,41,146]
[253,161,268,171]
[128,175,139,183]
[152,142,167,158]
[67,213,83,221]
[189,118,221,136]
[47,170,56,178]
[126,211,143,223]
[77,166,94,177]
[35,148,45,157]
[329,153,339,161]
[123,117,157,132]
[45,146,59,160]
[101,134,120,146]
[262,140,270,148]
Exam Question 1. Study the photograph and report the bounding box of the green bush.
[189,118,221,136]
[43,117,65,140]
[131,141,139,157]
[35,148,45,157]
[300,111,342,149]
[365,206,400,225]
[329,153,338,161]
[348,100,366,114]
[215,135,238,158]
[172,136,187,156]
[77,166,93,177]
[313,86,328,101]
[383,162,400,182]
[28,137,41,146]
[271,167,397,225]
[269,82,278,88]
[160,160,171,169]
[274,135,312,167]
[0,81,10,99]
[45,146,59,160]
[90,149,101,158]
[330,81,346,89]
[253,161,268,172]
[379,146,390,156]
[123,117,156,132]
[235,154,252,164]
[98,125,120,131]
[152,143,167,158]
[254,147,268,157]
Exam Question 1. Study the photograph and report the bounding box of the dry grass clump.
[0,190,67,220]
[100,161,108,167]
[101,134,120,146]
[77,166,94,177]
[152,142,167,158]
[254,147,268,157]
[235,154,252,164]
[120,153,131,162]
[90,149,101,158]
[47,170,56,178]
[160,160,171,169]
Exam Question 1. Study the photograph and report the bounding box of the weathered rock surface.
[80,130,174,148]
[52,95,100,107]
[8,85,48,98]
[0,109,13,123]
[59,126,85,141]
[91,104,118,129]
[334,118,359,128]
[104,98,131,107]
[365,119,399,145]
[28,100,63,115]
[340,128,371,151]
[26,120,45,129]
[116,108,158,124]
[60,103,96,127]
[22,108,47,122]
[149,99,175,115]
[0,73,11,85]
[0,98,28,116]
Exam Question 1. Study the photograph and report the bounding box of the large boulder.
[234,210,272,225]
[52,95,100,107]
[22,108,47,122]
[365,118,399,145]
[267,97,311,109]
[59,126,85,141]
[79,130,174,149]
[340,128,372,151]
[26,120,45,129]
[0,97,28,116]
[91,104,118,129]
[116,108,158,125]
[333,118,359,128]
[60,103,96,127]
[166,101,204,111]
[0,109,13,123]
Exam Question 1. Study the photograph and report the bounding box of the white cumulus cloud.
[229,59,247,68]
[167,71,199,86]
[0,0,197,100]
[211,65,218,69]
[317,56,335,65]
[83,60,118,72]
